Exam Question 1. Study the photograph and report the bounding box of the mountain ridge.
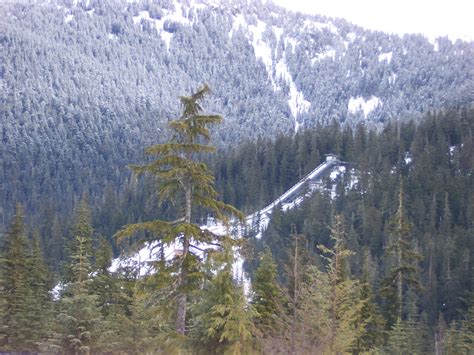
[0,0,473,222]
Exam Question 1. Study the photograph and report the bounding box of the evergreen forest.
[0,87,473,352]
[1,0,473,354]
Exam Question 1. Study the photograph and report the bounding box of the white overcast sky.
[271,0,474,41]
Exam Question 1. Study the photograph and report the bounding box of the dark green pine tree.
[350,249,386,353]
[48,198,102,354]
[26,230,53,350]
[63,196,94,284]
[0,204,32,352]
[91,236,115,317]
[442,292,474,354]
[115,84,243,336]
[55,234,102,354]
[191,239,256,355]
[439,192,457,321]
[251,247,285,337]
[381,179,422,324]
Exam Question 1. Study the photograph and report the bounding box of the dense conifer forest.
[1,0,473,353]
[0,102,472,353]
[1,0,473,225]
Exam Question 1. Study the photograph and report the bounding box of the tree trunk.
[176,185,192,335]
[176,292,187,335]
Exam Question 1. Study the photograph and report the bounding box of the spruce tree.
[350,249,386,353]
[115,84,243,336]
[0,204,32,352]
[49,198,102,354]
[55,235,102,354]
[26,230,53,350]
[381,179,422,324]
[191,239,256,354]
[320,214,362,354]
[63,196,94,284]
[287,215,362,354]
[251,247,285,337]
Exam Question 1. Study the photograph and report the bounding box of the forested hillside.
[1,0,473,352]
[1,0,473,224]
[0,105,472,353]
[243,108,473,330]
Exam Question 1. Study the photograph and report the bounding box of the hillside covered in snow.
[1,0,473,222]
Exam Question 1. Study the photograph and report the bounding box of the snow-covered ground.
[378,51,393,63]
[228,14,311,131]
[132,3,193,50]
[348,96,382,118]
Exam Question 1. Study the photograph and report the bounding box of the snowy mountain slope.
[1,0,473,222]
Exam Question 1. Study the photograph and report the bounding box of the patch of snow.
[427,37,440,51]
[347,32,356,42]
[348,168,359,190]
[274,60,311,129]
[110,240,163,276]
[249,20,273,71]
[64,14,74,23]
[189,0,206,11]
[404,152,412,164]
[228,16,308,129]
[275,59,291,83]
[133,10,150,25]
[303,19,338,34]
[107,33,118,41]
[229,13,247,38]
[160,32,174,49]
[329,165,346,199]
[348,96,382,118]
[389,73,397,85]
[110,223,251,295]
[86,8,94,15]
[284,37,298,54]
[52,283,64,301]
[312,48,336,64]
[378,51,392,63]
[272,26,284,44]
[132,5,192,50]
[288,84,310,131]
[282,196,304,211]
[330,165,346,180]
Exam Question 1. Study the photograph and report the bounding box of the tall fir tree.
[54,234,102,354]
[115,84,243,337]
[0,204,32,351]
[381,179,422,324]
[63,196,94,284]
[251,247,285,338]
[26,230,53,350]
[293,215,362,354]
[47,198,102,354]
[350,249,386,353]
